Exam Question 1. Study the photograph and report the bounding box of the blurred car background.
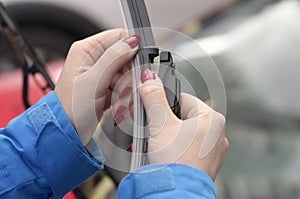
[1,0,300,199]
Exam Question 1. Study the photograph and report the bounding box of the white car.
[0,0,233,60]
[2,0,233,31]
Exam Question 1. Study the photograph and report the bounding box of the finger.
[91,35,139,97]
[128,101,133,118]
[117,71,132,98]
[198,110,226,159]
[122,61,132,74]
[224,137,229,152]
[110,61,132,95]
[110,72,123,91]
[139,68,176,131]
[103,89,113,111]
[71,29,125,66]
[179,93,212,120]
[112,94,133,125]
[83,28,124,49]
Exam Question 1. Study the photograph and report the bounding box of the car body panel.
[2,0,235,30]
[0,61,63,127]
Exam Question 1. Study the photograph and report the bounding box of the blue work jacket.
[0,91,216,199]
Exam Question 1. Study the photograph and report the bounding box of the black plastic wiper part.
[0,2,55,108]
[159,51,181,115]
[120,0,180,171]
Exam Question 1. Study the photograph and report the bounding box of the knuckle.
[70,41,81,50]
[106,42,130,59]
[69,41,83,54]
[106,46,119,58]
[104,46,128,64]
[141,84,164,99]
[224,137,229,151]
[213,111,226,127]
[200,108,214,121]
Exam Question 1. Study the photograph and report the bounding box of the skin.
[55,29,229,180]
[139,75,229,181]
[55,29,138,145]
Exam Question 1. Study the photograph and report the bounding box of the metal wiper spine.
[120,0,158,171]
[120,0,155,46]
[121,0,181,171]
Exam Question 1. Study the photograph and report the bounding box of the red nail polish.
[114,105,127,119]
[141,68,156,83]
[119,86,132,98]
[123,35,140,48]
[114,115,125,126]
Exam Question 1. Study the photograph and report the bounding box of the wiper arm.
[0,2,55,108]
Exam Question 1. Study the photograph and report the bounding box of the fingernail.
[119,86,132,98]
[114,105,127,119]
[141,68,156,83]
[123,35,140,48]
[127,143,133,152]
[114,115,125,126]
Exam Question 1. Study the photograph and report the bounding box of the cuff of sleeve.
[118,164,216,199]
[28,91,104,198]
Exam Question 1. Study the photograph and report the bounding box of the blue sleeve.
[117,164,216,199]
[0,91,104,199]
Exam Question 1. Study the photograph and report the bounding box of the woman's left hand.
[55,29,139,145]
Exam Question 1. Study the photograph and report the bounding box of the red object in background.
[127,143,133,153]
[0,60,63,127]
[0,60,77,198]
[64,191,77,199]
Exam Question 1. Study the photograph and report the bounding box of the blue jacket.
[0,92,216,199]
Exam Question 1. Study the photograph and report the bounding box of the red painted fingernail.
[114,105,127,119]
[114,115,125,126]
[119,86,132,98]
[141,68,156,83]
[123,35,140,48]
[127,143,133,152]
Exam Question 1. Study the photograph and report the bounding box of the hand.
[55,29,139,145]
[139,68,229,181]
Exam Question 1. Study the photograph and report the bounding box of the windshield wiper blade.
[120,0,157,171]
[120,0,154,46]
[120,0,181,171]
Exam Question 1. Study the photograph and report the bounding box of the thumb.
[139,68,176,133]
[179,93,212,120]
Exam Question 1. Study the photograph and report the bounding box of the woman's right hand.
[139,68,229,181]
